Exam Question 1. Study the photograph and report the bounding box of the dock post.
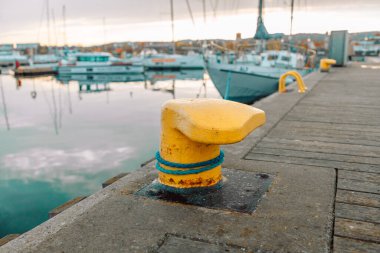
[155,98,265,192]
[320,58,337,72]
[278,70,307,93]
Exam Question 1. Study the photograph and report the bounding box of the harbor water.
[0,70,221,237]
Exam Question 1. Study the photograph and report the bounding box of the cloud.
[0,0,379,45]
[1,146,134,184]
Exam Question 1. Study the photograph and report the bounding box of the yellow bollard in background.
[157,98,265,190]
[278,71,307,94]
[320,58,337,72]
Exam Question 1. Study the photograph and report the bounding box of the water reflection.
[58,74,146,85]
[0,69,220,237]
[3,147,134,184]
[0,76,10,130]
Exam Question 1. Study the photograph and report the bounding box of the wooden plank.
[258,138,380,158]
[300,102,380,110]
[334,236,380,253]
[274,120,380,134]
[300,100,380,108]
[245,153,379,173]
[48,196,87,219]
[102,172,129,188]
[334,218,380,243]
[270,127,380,143]
[278,119,380,133]
[336,190,380,208]
[288,106,380,118]
[0,234,20,247]
[270,120,380,141]
[287,112,380,123]
[335,202,380,224]
[251,147,380,165]
[263,137,380,152]
[285,114,380,126]
[338,179,380,194]
[299,98,380,108]
[266,134,380,148]
[285,109,380,124]
[339,170,380,183]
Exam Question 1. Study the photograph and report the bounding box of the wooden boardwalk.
[2,63,379,253]
[245,63,380,252]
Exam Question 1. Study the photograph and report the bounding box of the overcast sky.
[0,0,379,46]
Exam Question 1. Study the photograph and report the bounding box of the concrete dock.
[1,62,379,252]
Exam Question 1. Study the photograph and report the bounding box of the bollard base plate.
[135,168,273,214]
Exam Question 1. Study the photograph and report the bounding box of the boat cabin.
[75,53,111,64]
[261,50,305,69]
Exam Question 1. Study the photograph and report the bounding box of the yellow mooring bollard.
[156,98,265,192]
[278,70,307,94]
[320,58,336,72]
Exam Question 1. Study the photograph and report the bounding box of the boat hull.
[14,63,59,76]
[57,73,146,85]
[58,65,144,75]
[146,70,204,82]
[144,55,204,70]
[207,65,280,104]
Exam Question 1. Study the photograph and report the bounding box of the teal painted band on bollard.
[155,150,224,168]
[155,151,224,175]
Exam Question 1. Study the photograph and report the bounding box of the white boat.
[0,51,28,67]
[13,63,58,76]
[207,51,310,104]
[32,54,60,64]
[57,73,145,85]
[58,52,144,75]
[210,50,306,77]
[13,54,60,76]
[353,40,380,56]
[206,0,311,104]
[143,53,204,70]
[146,69,204,83]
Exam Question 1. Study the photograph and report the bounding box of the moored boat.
[206,0,312,104]
[13,63,58,76]
[0,51,28,68]
[207,63,279,104]
[57,73,145,85]
[58,52,144,75]
[143,53,204,70]
[146,69,204,82]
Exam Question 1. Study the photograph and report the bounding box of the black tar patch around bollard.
[135,168,273,214]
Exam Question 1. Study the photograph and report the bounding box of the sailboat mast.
[62,5,67,47]
[51,9,58,48]
[202,0,206,23]
[258,0,263,23]
[288,0,295,54]
[185,0,195,25]
[253,0,269,52]
[290,0,294,36]
[103,17,107,51]
[170,0,175,54]
[0,77,10,130]
[46,0,51,47]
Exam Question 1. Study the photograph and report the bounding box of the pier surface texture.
[1,62,380,252]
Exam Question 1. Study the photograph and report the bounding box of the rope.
[155,151,224,175]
